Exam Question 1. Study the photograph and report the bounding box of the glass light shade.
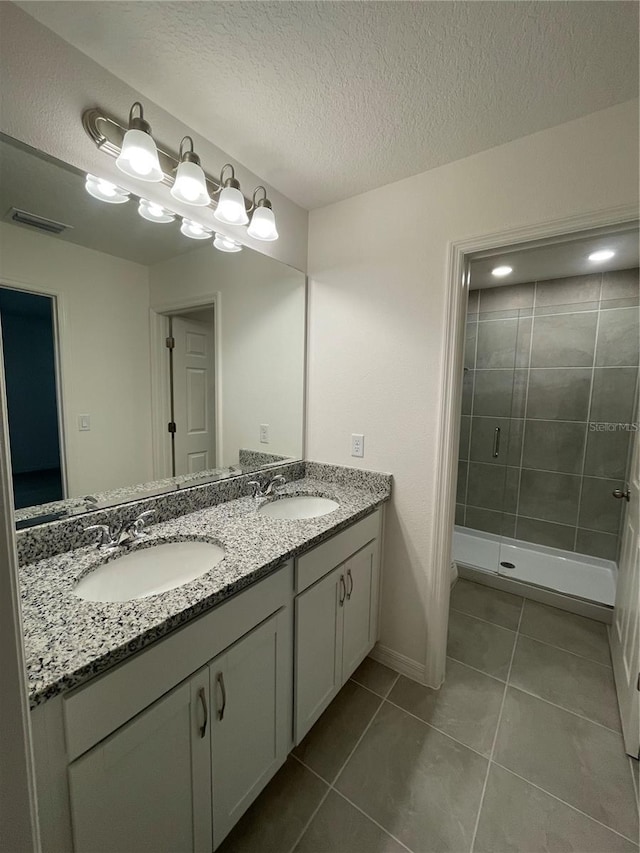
[491,266,513,278]
[214,186,249,225]
[116,128,163,181]
[85,174,130,204]
[247,205,279,241]
[214,233,242,253]
[138,199,176,224]
[588,249,615,262]
[181,219,212,240]
[170,160,211,206]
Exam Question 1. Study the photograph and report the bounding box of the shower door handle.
[492,427,501,459]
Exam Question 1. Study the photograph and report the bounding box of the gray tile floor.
[219,580,640,853]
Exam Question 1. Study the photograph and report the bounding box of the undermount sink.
[258,495,339,520]
[74,540,226,603]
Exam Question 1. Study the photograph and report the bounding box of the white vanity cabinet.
[68,668,212,853]
[294,510,382,742]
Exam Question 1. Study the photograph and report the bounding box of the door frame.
[150,294,223,479]
[427,202,639,687]
[0,276,69,501]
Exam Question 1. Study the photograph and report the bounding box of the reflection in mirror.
[0,134,306,527]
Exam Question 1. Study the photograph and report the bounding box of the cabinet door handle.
[346,568,353,600]
[339,574,346,607]
[216,672,227,721]
[198,687,208,738]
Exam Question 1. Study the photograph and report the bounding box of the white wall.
[149,245,305,466]
[0,2,308,272]
[0,222,153,497]
[307,99,639,677]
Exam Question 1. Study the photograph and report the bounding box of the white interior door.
[610,425,640,758]
[171,313,216,476]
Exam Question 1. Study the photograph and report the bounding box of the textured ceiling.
[17,1,639,210]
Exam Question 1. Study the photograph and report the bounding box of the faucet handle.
[85,524,114,548]
[269,475,286,495]
[247,480,262,498]
[131,510,155,535]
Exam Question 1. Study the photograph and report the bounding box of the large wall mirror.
[0,134,306,527]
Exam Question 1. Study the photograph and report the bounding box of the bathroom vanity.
[24,469,390,852]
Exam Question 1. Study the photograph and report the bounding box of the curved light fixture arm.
[249,186,270,213]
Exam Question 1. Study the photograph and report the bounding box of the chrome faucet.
[247,475,286,499]
[85,510,156,549]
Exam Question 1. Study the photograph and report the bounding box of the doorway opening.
[0,285,64,509]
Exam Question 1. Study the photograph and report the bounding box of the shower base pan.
[452,525,616,607]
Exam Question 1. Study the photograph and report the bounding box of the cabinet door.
[68,668,212,853]
[211,609,290,848]
[342,542,376,681]
[294,565,344,743]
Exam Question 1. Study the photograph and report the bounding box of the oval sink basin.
[258,496,339,520]
[74,540,225,603]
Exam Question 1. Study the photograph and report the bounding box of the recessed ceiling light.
[588,249,615,263]
[491,266,513,278]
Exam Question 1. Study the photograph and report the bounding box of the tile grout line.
[287,690,389,853]
[505,683,623,736]
[329,789,415,853]
[628,755,639,807]
[350,671,400,700]
[468,597,525,853]
[491,760,640,846]
[514,299,535,530]
[450,605,613,668]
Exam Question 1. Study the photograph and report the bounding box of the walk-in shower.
[453,227,639,607]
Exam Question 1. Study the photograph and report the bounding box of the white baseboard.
[369,643,425,684]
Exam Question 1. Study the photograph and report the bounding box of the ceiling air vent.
[7,207,72,235]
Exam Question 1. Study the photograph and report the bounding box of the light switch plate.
[78,414,91,432]
[351,434,364,457]
[260,424,269,444]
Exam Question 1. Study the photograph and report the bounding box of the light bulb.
[214,233,242,253]
[138,199,176,223]
[116,128,163,181]
[491,266,513,278]
[247,204,278,241]
[214,185,249,225]
[85,174,130,204]
[180,219,212,240]
[588,249,615,262]
[171,159,211,206]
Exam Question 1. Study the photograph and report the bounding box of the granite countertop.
[21,475,390,709]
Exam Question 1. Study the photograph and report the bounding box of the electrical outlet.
[260,424,269,444]
[351,433,364,458]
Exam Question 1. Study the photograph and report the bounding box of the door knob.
[612,488,630,502]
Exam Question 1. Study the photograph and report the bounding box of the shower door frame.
[428,203,639,688]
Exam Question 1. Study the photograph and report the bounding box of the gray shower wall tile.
[476,319,519,369]
[467,462,518,513]
[474,370,527,418]
[578,477,624,535]
[576,529,619,561]
[464,322,477,369]
[459,416,471,461]
[462,368,474,415]
[470,418,523,467]
[516,516,576,551]
[535,274,601,309]
[590,368,638,425]
[600,268,639,306]
[521,420,586,475]
[518,469,580,527]
[478,282,535,317]
[595,307,640,367]
[530,313,597,368]
[467,290,479,315]
[457,461,468,504]
[527,369,592,422]
[466,506,517,537]
[584,427,632,480]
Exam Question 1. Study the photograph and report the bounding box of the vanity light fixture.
[181,218,213,240]
[115,102,163,182]
[214,164,249,225]
[588,249,615,263]
[491,265,513,278]
[170,136,211,206]
[83,105,279,242]
[85,174,130,204]
[138,199,176,224]
[214,233,242,253]
[247,186,279,242]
